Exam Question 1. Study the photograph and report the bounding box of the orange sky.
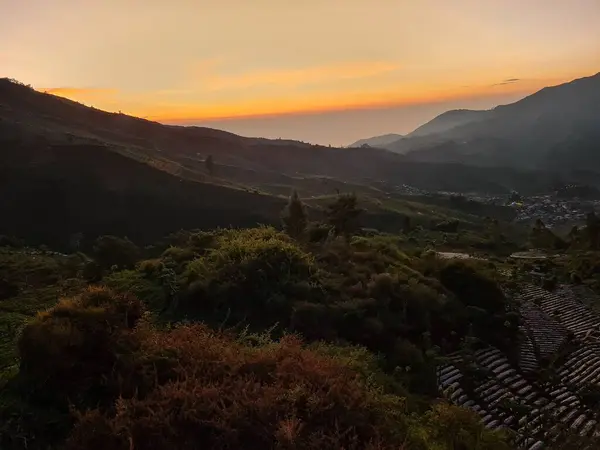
[2,0,599,145]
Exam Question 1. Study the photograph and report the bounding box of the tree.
[205,155,215,175]
[586,212,599,249]
[68,232,84,252]
[509,191,522,202]
[93,235,140,269]
[568,225,579,244]
[326,193,362,240]
[402,215,412,233]
[282,190,308,239]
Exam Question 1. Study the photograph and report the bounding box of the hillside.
[385,73,600,172]
[1,79,521,248]
[405,109,489,139]
[0,142,286,247]
[1,78,572,198]
[347,133,404,148]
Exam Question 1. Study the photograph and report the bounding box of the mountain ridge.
[347,133,404,148]
[348,73,600,167]
[386,72,600,170]
[405,109,489,139]
[2,77,561,196]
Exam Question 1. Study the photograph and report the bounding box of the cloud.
[490,78,521,87]
[204,61,401,91]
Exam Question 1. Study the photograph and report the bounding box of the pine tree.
[586,212,600,250]
[282,190,308,239]
[326,193,362,240]
[205,155,215,175]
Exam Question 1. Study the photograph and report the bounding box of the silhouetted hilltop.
[386,73,600,171]
[406,109,488,138]
[348,133,404,148]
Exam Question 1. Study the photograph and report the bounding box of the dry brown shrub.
[17,286,145,405]
[66,324,408,450]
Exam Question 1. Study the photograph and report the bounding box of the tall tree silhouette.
[205,155,215,175]
[282,190,308,239]
[586,212,599,249]
[327,193,362,240]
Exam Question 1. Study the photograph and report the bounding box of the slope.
[0,141,285,248]
[347,133,404,148]
[405,109,489,139]
[0,78,566,196]
[387,73,600,172]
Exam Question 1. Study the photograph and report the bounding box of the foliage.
[93,235,141,269]
[326,193,363,239]
[0,223,581,450]
[585,212,600,249]
[530,219,567,250]
[182,227,317,328]
[17,286,144,405]
[64,325,411,450]
[281,189,308,239]
[60,321,508,450]
[205,154,215,175]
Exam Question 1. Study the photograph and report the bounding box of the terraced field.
[438,284,600,449]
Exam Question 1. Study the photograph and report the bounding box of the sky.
[2,0,599,146]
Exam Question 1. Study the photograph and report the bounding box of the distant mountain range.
[349,73,600,172]
[406,109,488,138]
[348,133,404,148]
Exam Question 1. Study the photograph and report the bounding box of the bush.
[104,270,167,312]
[161,246,196,264]
[65,324,410,450]
[415,403,511,450]
[93,235,140,269]
[306,222,331,243]
[17,286,144,406]
[439,261,506,314]
[62,324,511,450]
[182,229,317,327]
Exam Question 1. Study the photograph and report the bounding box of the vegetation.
[205,154,215,175]
[0,190,525,449]
[281,190,308,239]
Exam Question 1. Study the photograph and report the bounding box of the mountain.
[0,77,588,248]
[386,73,600,171]
[348,133,404,148]
[1,77,562,198]
[406,109,488,138]
[347,110,487,152]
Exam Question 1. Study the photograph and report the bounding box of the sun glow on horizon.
[5,0,599,143]
[35,72,588,124]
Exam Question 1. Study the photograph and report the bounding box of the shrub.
[17,286,144,406]
[181,230,317,327]
[415,403,511,450]
[306,222,331,243]
[439,261,506,314]
[65,324,410,450]
[104,270,167,312]
[93,235,140,269]
[161,246,196,264]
